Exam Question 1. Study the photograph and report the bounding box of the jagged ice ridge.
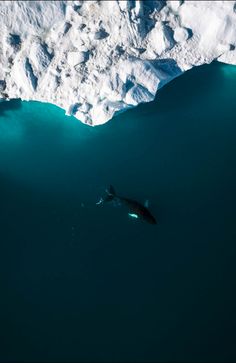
[0,0,236,126]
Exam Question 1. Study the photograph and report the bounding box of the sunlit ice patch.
[128,213,139,219]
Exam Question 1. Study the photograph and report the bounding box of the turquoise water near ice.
[1,62,236,361]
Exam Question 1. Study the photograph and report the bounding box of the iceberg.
[0,0,236,126]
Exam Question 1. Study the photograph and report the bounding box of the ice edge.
[0,0,236,126]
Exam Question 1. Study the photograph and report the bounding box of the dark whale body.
[98,185,157,225]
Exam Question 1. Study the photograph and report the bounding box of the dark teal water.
[1,62,236,362]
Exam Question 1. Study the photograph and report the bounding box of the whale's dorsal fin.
[144,199,149,208]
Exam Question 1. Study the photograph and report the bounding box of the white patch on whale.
[128,213,139,219]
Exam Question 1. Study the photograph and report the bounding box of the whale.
[96,185,157,225]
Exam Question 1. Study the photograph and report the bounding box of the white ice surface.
[0,0,236,126]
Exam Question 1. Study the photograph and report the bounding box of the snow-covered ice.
[0,0,236,126]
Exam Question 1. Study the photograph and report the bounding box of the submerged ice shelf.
[0,0,236,126]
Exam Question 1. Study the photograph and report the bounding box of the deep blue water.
[0,62,236,362]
